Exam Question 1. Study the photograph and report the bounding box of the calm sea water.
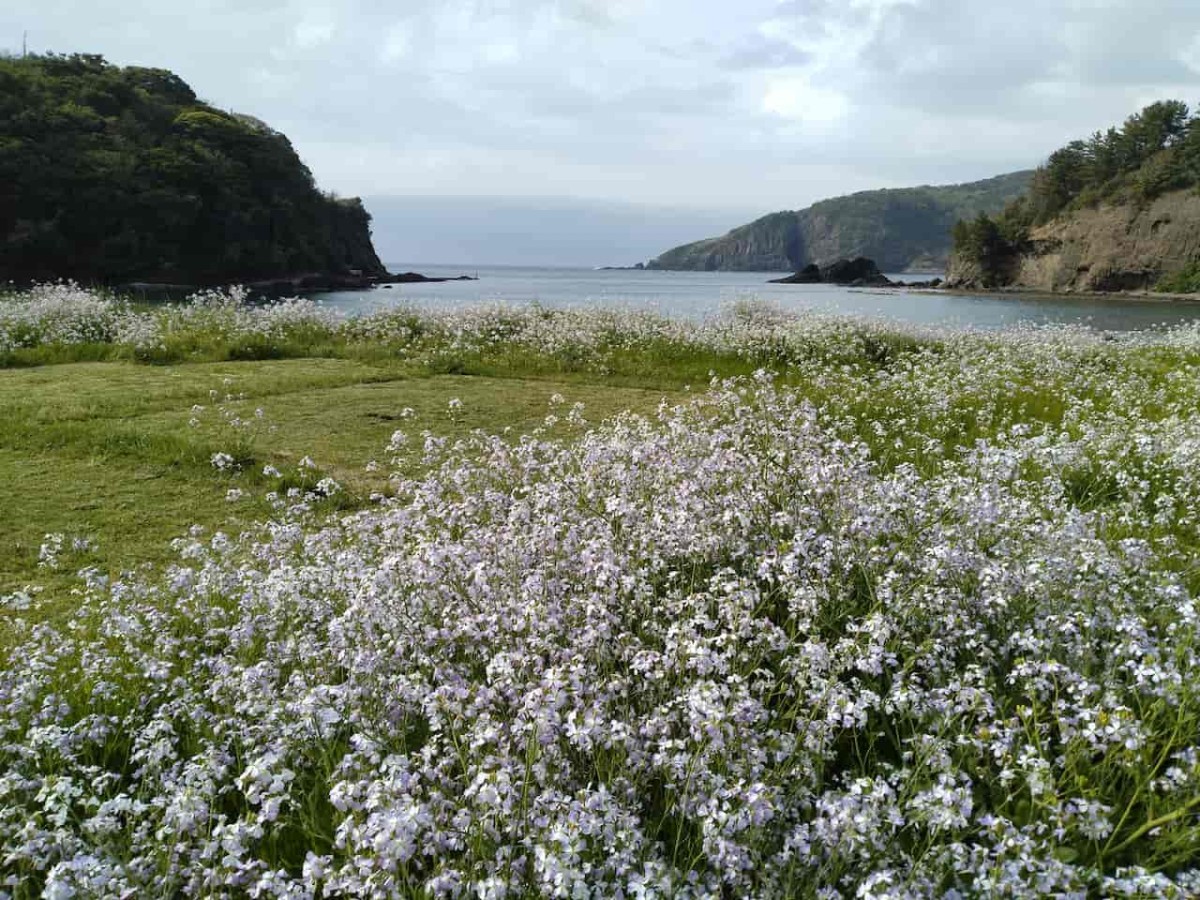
[311,264,1200,332]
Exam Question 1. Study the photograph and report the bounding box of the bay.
[311,264,1200,332]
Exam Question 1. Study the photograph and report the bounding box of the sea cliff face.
[648,171,1032,273]
[945,188,1200,292]
[647,213,801,271]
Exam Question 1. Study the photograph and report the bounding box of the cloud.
[761,78,848,126]
[719,33,811,70]
[3,0,1200,213]
[290,7,335,51]
[1184,32,1200,75]
[378,21,412,63]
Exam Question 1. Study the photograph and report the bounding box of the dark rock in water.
[769,257,897,287]
[768,263,822,284]
[379,272,478,284]
[821,257,891,285]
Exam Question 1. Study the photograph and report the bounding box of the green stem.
[1105,792,1200,858]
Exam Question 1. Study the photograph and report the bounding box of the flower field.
[3,286,1200,896]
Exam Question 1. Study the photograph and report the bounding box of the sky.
[5,1,1200,263]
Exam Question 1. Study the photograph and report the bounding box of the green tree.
[0,53,385,285]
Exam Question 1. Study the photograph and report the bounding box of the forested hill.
[646,171,1033,273]
[948,101,1200,292]
[0,54,385,285]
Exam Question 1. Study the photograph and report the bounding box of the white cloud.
[290,8,335,50]
[379,21,412,64]
[761,78,848,125]
[4,0,1200,211]
[1181,31,1200,75]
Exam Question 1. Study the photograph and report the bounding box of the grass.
[0,357,680,611]
[0,294,856,612]
[4,319,1194,613]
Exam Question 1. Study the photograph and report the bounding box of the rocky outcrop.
[774,263,823,284]
[770,257,899,287]
[944,188,1200,292]
[821,258,892,286]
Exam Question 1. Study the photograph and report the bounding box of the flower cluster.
[4,295,1200,896]
[0,284,341,357]
[0,282,140,350]
[9,283,1200,378]
[4,357,1200,896]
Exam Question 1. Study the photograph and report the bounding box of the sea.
[310,264,1200,332]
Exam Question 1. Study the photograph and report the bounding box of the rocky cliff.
[944,101,1200,294]
[945,189,1200,292]
[647,171,1032,273]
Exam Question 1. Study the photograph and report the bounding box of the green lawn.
[0,358,679,607]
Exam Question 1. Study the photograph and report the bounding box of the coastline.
[117,270,478,299]
[912,284,1200,304]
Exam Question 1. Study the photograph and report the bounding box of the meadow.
[3,283,1200,897]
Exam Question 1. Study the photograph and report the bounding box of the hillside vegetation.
[949,100,1200,290]
[0,54,385,285]
[647,171,1032,272]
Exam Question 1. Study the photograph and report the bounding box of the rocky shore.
[121,270,478,298]
[943,188,1200,294]
[921,283,1200,303]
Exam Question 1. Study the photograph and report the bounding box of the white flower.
[211,451,236,471]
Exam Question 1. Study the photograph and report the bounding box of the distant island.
[0,54,456,291]
[646,171,1032,273]
[946,101,1200,294]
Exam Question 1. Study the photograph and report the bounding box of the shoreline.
[116,270,478,299]
[890,284,1200,304]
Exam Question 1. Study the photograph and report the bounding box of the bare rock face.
[948,188,1200,293]
[941,255,984,289]
[650,212,803,271]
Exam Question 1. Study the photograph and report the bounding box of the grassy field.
[6,288,1200,896]
[0,357,680,605]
